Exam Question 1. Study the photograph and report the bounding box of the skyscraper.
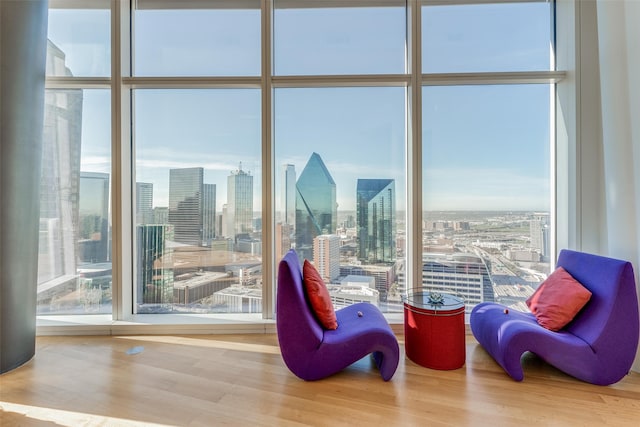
[38,40,82,286]
[356,178,396,264]
[221,203,232,238]
[226,163,253,239]
[169,167,204,246]
[282,164,296,227]
[202,183,216,244]
[296,152,337,261]
[276,164,297,261]
[136,224,174,306]
[313,234,340,282]
[275,222,293,263]
[530,212,550,261]
[136,182,154,225]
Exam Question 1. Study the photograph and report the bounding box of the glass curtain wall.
[42,0,556,320]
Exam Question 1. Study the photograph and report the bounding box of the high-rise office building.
[340,263,395,302]
[136,224,174,306]
[313,234,340,282]
[38,40,82,287]
[421,253,494,311]
[136,182,154,225]
[276,164,297,261]
[326,283,380,308]
[78,171,110,263]
[356,178,396,264]
[530,212,550,260]
[169,167,204,246]
[221,203,231,238]
[202,183,216,244]
[282,164,296,227]
[153,207,169,224]
[226,163,254,239]
[275,223,293,263]
[296,152,337,261]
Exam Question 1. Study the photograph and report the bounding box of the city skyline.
[47,2,552,213]
[132,155,550,219]
[60,83,551,213]
[38,3,554,315]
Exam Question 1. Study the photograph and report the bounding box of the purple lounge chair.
[276,250,399,381]
[471,249,639,385]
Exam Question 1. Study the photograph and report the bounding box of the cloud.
[80,156,110,174]
[135,148,260,174]
[423,167,549,210]
[136,158,237,172]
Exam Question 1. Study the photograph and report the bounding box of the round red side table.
[404,292,465,370]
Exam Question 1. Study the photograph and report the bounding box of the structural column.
[596,0,640,373]
[0,0,48,373]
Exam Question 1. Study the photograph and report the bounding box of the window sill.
[37,313,408,336]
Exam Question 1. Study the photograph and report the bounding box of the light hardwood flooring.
[1,334,639,426]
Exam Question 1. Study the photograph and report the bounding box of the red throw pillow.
[302,260,338,330]
[526,266,592,331]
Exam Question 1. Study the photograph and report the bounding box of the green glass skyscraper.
[136,224,174,306]
[356,178,396,264]
[295,153,337,261]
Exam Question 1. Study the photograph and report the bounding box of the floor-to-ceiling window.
[420,1,554,313]
[41,0,558,323]
[273,1,407,312]
[39,1,112,315]
[132,2,263,314]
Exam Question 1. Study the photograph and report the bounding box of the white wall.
[558,0,640,373]
[596,0,640,374]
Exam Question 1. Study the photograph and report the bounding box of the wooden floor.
[1,334,639,426]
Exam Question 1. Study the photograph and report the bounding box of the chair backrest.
[276,250,323,368]
[558,249,639,358]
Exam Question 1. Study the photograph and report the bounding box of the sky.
[47,1,552,213]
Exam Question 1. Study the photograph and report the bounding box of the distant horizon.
[273,209,549,216]
[140,208,550,214]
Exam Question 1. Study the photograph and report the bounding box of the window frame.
[40,0,565,334]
